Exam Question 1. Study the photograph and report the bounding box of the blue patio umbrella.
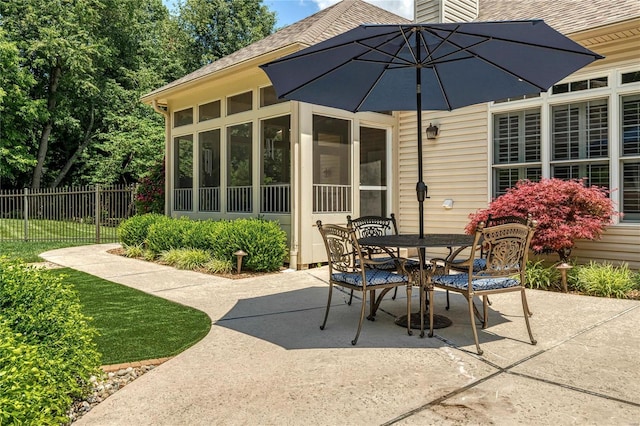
[260,21,603,238]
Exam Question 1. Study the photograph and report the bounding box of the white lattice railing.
[313,184,351,213]
[173,188,193,211]
[227,186,252,213]
[261,184,290,214]
[199,187,220,212]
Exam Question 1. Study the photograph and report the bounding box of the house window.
[174,108,193,127]
[173,135,193,211]
[260,115,290,213]
[492,109,542,195]
[227,123,253,212]
[313,115,351,213]
[199,129,220,212]
[551,99,609,187]
[621,94,640,221]
[622,71,640,85]
[227,91,252,116]
[552,77,608,94]
[199,101,221,122]
[260,86,286,107]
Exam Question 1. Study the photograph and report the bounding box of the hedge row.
[117,215,288,272]
[0,260,101,424]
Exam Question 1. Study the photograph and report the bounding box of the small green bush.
[145,216,192,253]
[117,213,167,247]
[524,260,561,290]
[203,258,233,274]
[0,320,72,425]
[569,261,638,298]
[0,260,101,424]
[160,248,212,270]
[124,244,144,258]
[210,218,287,272]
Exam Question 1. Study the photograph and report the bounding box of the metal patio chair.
[439,214,531,311]
[429,220,537,355]
[316,220,410,345]
[347,214,419,303]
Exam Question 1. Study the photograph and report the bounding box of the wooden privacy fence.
[0,185,137,242]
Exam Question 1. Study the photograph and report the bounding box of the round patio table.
[358,233,474,336]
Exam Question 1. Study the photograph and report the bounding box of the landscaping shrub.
[204,258,233,274]
[0,260,101,424]
[160,248,212,270]
[467,178,617,262]
[122,216,288,273]
[0,320,71,425]
[569,261,639,298]
[524,260,561,290]
[117,213,167,247]
[210,218,287,272]
[135,157,165,214]
[180,219,225,251]
[145,216,193,253]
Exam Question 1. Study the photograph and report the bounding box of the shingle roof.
[477,0,640,34]
[144,0,409,99]
[144,0,640,100]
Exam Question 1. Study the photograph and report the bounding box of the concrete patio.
[42,244,640,425]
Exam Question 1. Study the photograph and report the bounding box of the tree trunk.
[31,62,62,189]
[51,105,95,188]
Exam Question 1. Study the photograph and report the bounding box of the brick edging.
[101,357,173,373]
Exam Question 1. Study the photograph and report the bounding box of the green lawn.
[0,241,87,263]
[50,268,211,365]
[0,218,119,242]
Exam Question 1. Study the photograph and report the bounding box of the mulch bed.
[106,247,281,280]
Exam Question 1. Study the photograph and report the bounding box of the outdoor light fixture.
[426,123,439,140]
[442,199,454,209]
[234,250,248,274]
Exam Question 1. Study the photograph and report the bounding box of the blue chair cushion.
[356,257,420,271]
[451,258,487,272]
[432,273,520,291]
[332,269,408,287]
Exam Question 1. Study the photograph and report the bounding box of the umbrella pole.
[415,51,427,239]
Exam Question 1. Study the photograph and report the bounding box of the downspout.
[152,99,171,216]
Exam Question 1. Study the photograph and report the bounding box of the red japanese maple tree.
[465,178,618,262]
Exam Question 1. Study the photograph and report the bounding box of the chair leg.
[367,289,376,320]
[406,284,413,336]
[348,289,354,305]
[468,296,483,355]
[482,295,489,329]
[352,289,367,345]
[446,289,450,310]
[427,287,434,338]
[392,287,398,300]
[521,289,537,345]
[320,283,333,331]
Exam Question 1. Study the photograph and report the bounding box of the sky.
[162,0,414,28]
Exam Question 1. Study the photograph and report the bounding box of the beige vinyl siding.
[416,0,478,23]
[396,104,488,257]
[443,0,479,22]
[416,0,441,22]
[570,227,640,270]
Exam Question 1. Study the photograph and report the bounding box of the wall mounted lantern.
[426,123,439,140]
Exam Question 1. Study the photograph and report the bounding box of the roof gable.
[144,0,410,100]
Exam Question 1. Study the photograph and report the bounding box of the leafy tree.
[466,178,618,262]
[0,0,105,189]
[0,28,37,187]
[176,0,276,70]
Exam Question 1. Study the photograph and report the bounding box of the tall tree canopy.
[177,0,276,71]
[0,0,276,189]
